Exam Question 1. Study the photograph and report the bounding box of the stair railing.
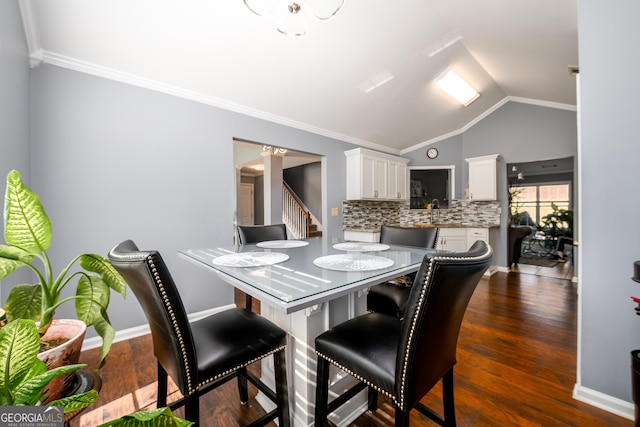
[282,183,311,239]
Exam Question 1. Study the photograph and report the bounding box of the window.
[511,183,571,225]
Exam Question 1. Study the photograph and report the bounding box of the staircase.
[282,183,322,239]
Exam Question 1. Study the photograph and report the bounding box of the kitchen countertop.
[344,223,500,232]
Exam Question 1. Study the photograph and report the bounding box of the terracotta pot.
[37,319,87,404]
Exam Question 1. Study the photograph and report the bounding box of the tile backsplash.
[342,199,501,230]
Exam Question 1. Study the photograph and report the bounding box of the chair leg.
[157,362,168,408]
[315,357,330,427]
[442,368,456,426]
[237,367,249,404]
[273,349,291,427]
[184,395,199,427]
[368,387,378,412]
[395,407,411,427]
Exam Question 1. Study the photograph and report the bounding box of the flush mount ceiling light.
[435,68,480,106]
[243,0,345,36]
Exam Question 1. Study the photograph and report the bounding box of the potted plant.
[0,170,126,395]
[0,319,98,410]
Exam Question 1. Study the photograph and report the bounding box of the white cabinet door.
[437,228,468,252]
[388,160,408,200]
[373,156,388,199]
[344,231,380,242]
[467,154,499,201]
[466,228,489,249]
[359,153,388,199]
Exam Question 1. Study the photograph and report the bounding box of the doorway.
[239,183,254,225]
[233,139,323,236]
[507,157,575,279]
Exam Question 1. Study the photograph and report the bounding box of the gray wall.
[578,0,640,403]
[8,62,358,337]
[404,102,578,267]
[0,1,32,300]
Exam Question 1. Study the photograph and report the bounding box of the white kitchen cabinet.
[437,227,489,252]
[345,148,409,200]
[436,228,468,252]
[343,230,380,242]
[466,154,499,201]
[388,159,408,200]
[362,154,388,199]
[466,227,489,247]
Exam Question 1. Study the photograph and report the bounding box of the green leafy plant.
[0,319,98,408]
[96,407,194,427]
[0,170,126,366]
[539,203,573,240]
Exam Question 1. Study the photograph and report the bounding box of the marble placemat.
[256,240,309,249]
[313,254,394,271]
[333,242,390,252]
[212,252,290,267]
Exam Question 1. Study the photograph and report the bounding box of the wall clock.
[426,147,439,159]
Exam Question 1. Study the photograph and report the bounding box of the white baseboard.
[573,383,635,421]
[81,303,236,351]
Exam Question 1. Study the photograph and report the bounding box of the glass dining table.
[178,235,437,426]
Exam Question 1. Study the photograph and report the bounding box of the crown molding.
[400,96,577,155]
[18,0,43,68]
[36,50,400,155]
[32,51,574,158]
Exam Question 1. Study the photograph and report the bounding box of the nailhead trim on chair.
[317,245,492,412]
[148,255,195,395]
[148,254,287,396]
[397,258,435,411]
[315,352,397,403]
[198,345,286,390]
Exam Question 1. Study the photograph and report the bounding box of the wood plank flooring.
[72,269,631,426]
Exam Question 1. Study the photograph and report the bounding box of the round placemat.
[333,242,390,252]
[256,240,309,249]
[212,252,289,267]
[313,254,394,271]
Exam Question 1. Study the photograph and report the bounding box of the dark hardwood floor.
[72,269,631,426]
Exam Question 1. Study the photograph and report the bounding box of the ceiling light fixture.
[435,68,480,106]
[243,0,345,37]
[263,145,288,154]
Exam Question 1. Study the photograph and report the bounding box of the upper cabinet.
[466,154,499,201]
[388,158,408,200]
[345,148,409,200]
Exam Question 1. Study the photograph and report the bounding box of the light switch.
[331,207,339,216]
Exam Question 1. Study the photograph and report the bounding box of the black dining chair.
[108,239,290,427]
[366,225,439,319]
[236,223,287,245]
[236,224,288,310]
[315,240,492,427]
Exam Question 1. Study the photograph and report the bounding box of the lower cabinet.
[437,228,489,252]
[466,227,489,248]
[343,230,380,243]
[437,228,468,252]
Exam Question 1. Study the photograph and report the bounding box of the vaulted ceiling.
[19,0,578,154]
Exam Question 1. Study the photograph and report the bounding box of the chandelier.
[243,0,345,37]
[263,145,288,154]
